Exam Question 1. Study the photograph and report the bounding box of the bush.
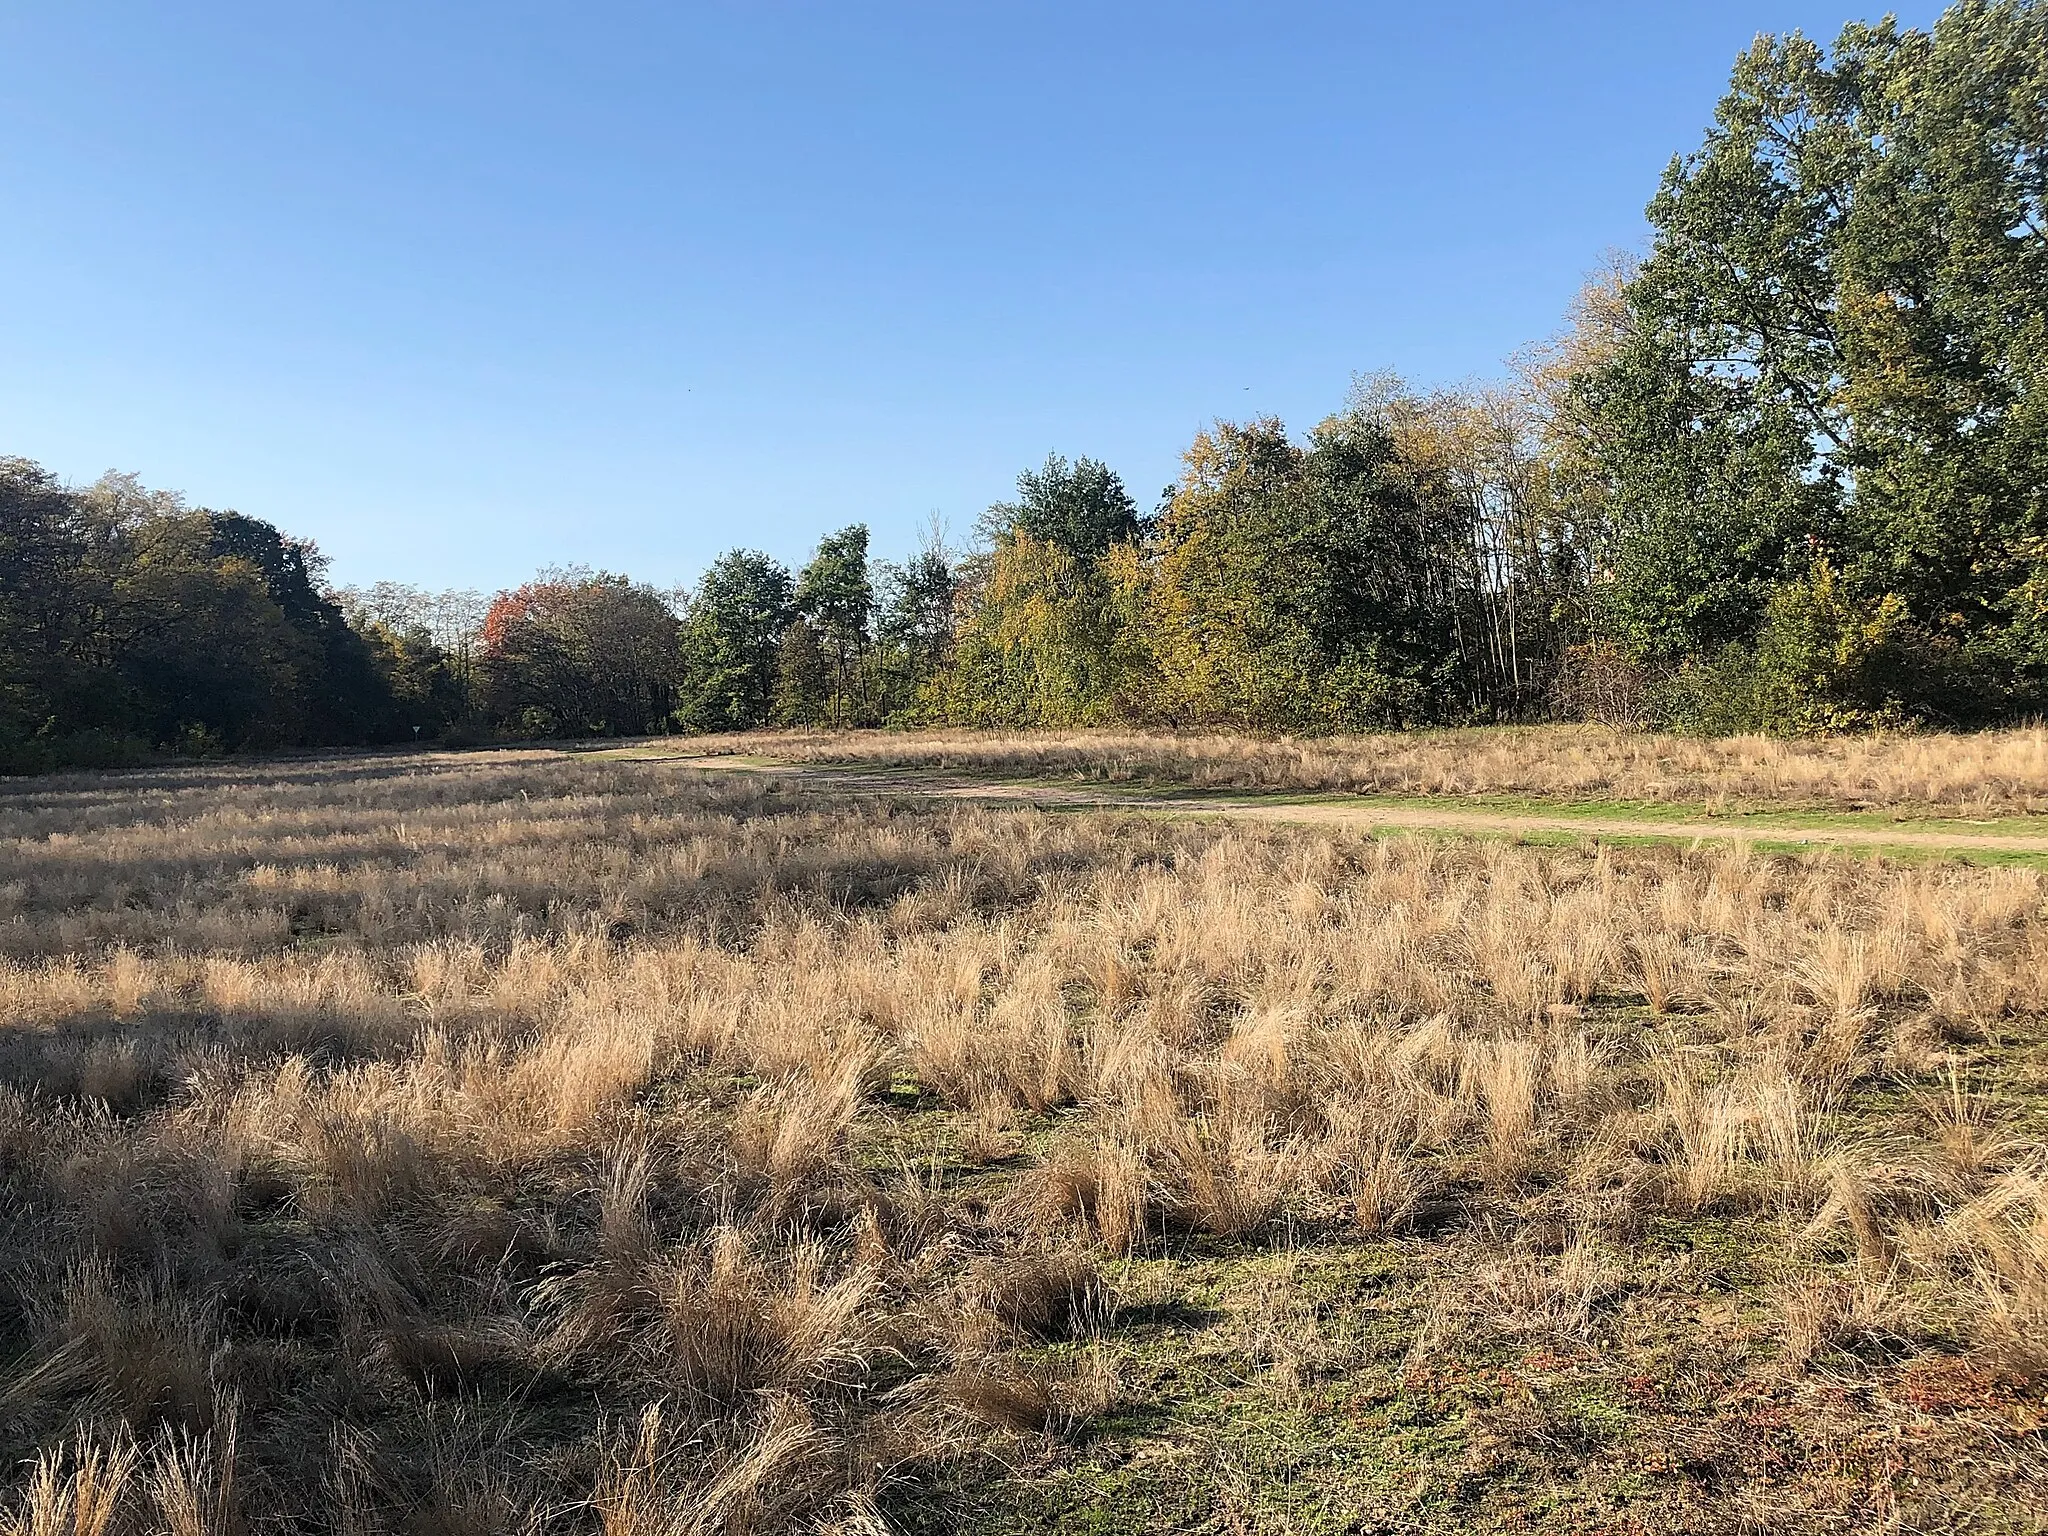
[1548,643,1654,729]
[435,715,492,750]
[1654,560,1912,736]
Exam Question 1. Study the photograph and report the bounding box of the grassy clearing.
[1,747,2045,1533]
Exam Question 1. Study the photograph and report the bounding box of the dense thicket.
[5,0,2042,761]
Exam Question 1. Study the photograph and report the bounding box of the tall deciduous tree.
[874,530,958,720]
[675,550,795,731]
[482,570,679,737]
[938,534,1147,726]
[795,525,874,724]
[0,458,420,762]
[771,618,830,726]
[1580,0,2048,715]
[1149,414,1473,731]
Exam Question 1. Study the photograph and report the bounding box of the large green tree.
[936,457,1149,726]
[0,458,129,751]
[937,534,1146,727]
[194,509,395,743]
[1149,414,1475,731]
[874,537,958,720]
[0,458,418,761]
[794,525,875,724]
[675,550,795,731]
[1582,0,2048,714]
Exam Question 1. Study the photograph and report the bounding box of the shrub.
[1655,560,1914,736]
[1547,643,1653,729]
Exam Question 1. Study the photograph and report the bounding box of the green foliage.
[797,526,874,654]
[357,621,468,740]
[675,531,957,732]
[0,457,417,766]
[772,619,830,726]
[1654,559,1912,735]
[1580,0,2048,717]
[982,454,1142,557]
[874,543,959,722]
[675,550,794,731]
[0,726,154,776]
[1146,415,1470,731]
[931,459,1150,727]
[1972,536,2048,702]
[931,396,1599,735]
[117,514,313,747]
[929,403,1555,734]
[1754,559,1910,726]
[934,536,1145,727]
[795,525,876,725]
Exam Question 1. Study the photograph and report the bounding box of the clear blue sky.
[0,2,1941,593]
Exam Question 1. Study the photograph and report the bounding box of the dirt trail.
[637,753,2048,858]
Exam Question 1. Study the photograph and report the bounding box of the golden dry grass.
[672,723,2048,815]
[0,747,2044,1533]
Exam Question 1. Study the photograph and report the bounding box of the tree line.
[3,0,2042,767]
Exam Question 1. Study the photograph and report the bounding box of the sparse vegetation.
[2,746,2045,1532]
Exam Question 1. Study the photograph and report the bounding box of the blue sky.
[0,2,1941,592]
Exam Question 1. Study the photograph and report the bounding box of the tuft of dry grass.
[3,1440,135,1536]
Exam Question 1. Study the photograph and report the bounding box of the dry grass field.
[2,746,2046,1534]
[673,725,2048,817]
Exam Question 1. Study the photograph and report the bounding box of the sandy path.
[638,754,2048,857]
